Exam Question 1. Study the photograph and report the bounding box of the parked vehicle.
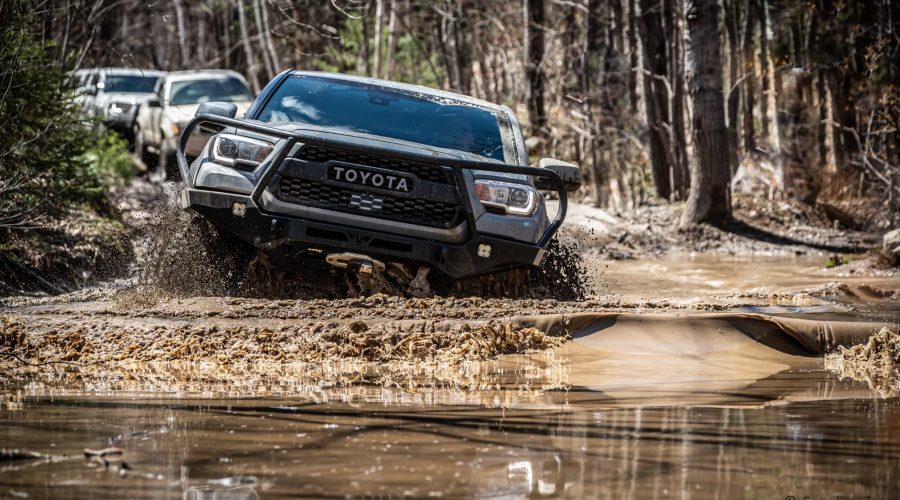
[80,67,165,137]
[134,70,253,178]
[175,71,580,292]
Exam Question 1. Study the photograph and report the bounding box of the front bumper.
[184,188,545,278]
[177,114,569,279]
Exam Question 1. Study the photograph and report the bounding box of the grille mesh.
[295,145,453,184]
[279,176,461,229]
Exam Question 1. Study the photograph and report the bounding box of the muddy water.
[2,255,899,498]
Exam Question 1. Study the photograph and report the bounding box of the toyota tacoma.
[176,71,581,295]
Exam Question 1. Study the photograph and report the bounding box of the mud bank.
[561,195,887,260]
[3,300,892,376]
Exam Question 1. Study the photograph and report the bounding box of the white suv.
[134,70,253,178]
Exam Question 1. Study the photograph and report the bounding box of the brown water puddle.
[1,255,899,498]
[597,254,899,313]
[1,365,898,499]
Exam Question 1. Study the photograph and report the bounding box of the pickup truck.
[176,71,581,294]
[134,69,253,178]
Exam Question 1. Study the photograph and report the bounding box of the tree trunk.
[523,0,546,136]
[361,3,371,76]
[584,0,609,206]
[450,0,471,93]
[627,0,640,114]
[385,0,399,79]
[59,1,73,70]
[173,0,190,68]
[741,0,756,152]
[757,0,769,137]
[236,0,261,93]
[681,0,732,227]
[638,0,673,200]
[260,0,280,76]
[252,0,275,80]
[724,0,741,175]
[670,0,690,199]
[374,0,384,78]
[758,0,779,158]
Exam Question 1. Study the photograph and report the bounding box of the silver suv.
[80,67,165,137]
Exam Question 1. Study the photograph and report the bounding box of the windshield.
[168,77,253,106]
[104,74,158,93]
[257,76,509,161]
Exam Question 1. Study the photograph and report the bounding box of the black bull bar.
[176,114,568,249]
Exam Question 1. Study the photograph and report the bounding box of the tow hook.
[325,252,387,275]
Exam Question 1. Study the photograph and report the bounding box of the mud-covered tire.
[447,239,589,300]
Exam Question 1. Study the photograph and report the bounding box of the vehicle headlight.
[474,179,538,216]
[210,133,275,170]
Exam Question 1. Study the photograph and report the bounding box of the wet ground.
[2,254,899,498]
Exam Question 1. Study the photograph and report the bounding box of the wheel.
[133,124,157,170]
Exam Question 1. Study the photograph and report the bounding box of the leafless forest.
[15,0,900,227]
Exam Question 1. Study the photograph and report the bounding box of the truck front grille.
[278,176,462,229]
[294,145,454,184]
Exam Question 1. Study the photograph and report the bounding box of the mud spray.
[826,326,900,397]
[134,196,592,301]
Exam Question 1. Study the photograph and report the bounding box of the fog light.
[232,202,247,217]
[478,243,492,258]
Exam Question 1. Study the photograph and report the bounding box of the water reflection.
[184,476,258,500]
[1,368,898,499]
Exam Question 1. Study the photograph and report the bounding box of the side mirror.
[534,158,582,193]
[197,101,238,119]
[146,97,161,108]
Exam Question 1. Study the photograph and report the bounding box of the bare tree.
[638,0,674,200]
[173,0,190,68]
[669,0,690,198]
[252,0,275,80]
[681,0,732,227]
[235,0,260,93]
[523,0,546,136]
[385,0,399,79]
[741,0,756,152]
[374,0,385,78]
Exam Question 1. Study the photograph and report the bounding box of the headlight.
[210,133,274,170]
[474,179,538,216]
[108,102,131,114]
